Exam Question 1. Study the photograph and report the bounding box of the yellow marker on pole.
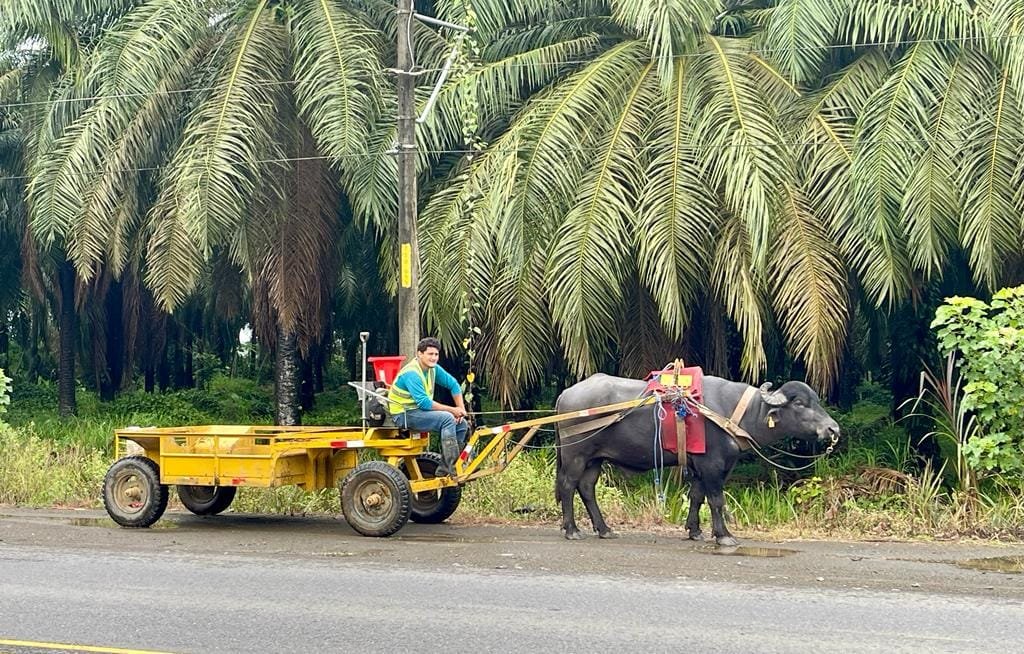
[400,243,412,288]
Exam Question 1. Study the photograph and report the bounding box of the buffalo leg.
[685,477,705,541]
[578,462,615,539]
[558,458,586,540]
[704,477,738,547]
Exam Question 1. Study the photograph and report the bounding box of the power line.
[2,31,1024,113]
[1,135,1022,184]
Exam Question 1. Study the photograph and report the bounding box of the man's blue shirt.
[394,365,462,410]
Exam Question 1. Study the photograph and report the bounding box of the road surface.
[1,508,1021,653]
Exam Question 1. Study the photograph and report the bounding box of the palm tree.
[0,17,99,416]
[413,0,844,401]
[20,0,421,422]
[415,0,1024,402]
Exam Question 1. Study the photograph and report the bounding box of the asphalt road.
[1,508,1022,654]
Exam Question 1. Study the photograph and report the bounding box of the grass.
[2,423,1022,541]
[1,379,1023,542]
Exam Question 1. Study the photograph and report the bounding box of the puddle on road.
[69,517,178,530]
[317,549,390,558]
[956,556,1024,574]
[707,546,798,558]
[393,532,472,544]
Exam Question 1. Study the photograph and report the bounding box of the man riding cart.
[386,337,468,477]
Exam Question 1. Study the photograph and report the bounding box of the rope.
[504,390,669,451]
[652,400,667,506]
[683,396,837,472]
[468,409,557,416]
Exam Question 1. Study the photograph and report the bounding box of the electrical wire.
[1,135,1022,184]
[2,31,1023,113]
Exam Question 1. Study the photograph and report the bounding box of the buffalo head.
[758,381,840,445]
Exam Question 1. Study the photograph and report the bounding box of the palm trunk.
[57,259,77,417]
[100,280,124,402]
[299,352,315,411]
[275,326,300,426]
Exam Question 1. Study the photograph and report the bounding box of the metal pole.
[396,0,420,357]
[359,331,370,428]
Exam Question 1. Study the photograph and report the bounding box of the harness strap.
[688,388,759,451]
[560,413,625,438]
[730,386,758,427]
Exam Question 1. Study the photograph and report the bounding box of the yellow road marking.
[0,639,176,654]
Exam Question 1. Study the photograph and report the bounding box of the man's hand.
[451,406,468,421]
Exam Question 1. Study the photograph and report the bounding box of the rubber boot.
[439,435,460,477]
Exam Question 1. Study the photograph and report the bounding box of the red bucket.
[367,355,407,386]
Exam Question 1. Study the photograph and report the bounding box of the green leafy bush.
[829,381,911,472]
[932,286,1024,477]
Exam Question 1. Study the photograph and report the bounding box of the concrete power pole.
[396,0,420,357]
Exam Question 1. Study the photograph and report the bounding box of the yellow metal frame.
[112,394,665,496]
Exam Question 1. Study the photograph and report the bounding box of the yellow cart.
[102,396,658,537]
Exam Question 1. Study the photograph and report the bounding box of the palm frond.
[254,134,338,352]
[343,0,452,66]
[37,0,213,278]
[291,0,384,161]
[710,214,767,381]
[617,275,685,378]
[636,57,718,338]
[420,167,477,345]
[469,23,608,126]
[445,0,611,41]
[795,51,890,240]
[770,185,849,391]
[842,0,979,47]
[958,66,1023,289]
[546,60,653,377]
[0,67,21,101]
[759,0,849,85]
[691,37,788,269]
[147,3,287,310]
[902,47,989,278]
[611,0,718,86]
[848,42,939,306]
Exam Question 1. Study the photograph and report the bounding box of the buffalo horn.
[759,382,787,407]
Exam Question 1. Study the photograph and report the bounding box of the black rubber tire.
[177,485,237,516]
[340,461,412,537]
[103,456,169,528]
[400,452,462,524]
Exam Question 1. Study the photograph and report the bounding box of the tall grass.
[0,425,107,506]
[2,377,1022,541]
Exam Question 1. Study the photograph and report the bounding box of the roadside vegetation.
[2,305,1022,541]
[1,1,1023,541]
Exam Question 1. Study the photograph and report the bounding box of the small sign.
[401,243,412,288]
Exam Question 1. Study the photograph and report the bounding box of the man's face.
[416,346,440,369]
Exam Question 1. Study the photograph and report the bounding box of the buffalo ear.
[759,382,788,407]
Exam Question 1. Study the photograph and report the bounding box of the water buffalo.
[555,373,840,545]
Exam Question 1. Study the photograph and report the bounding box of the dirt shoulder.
[1,506,1021,600]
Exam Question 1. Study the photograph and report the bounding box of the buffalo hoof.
[688,532,705,542]
[716,535,739,547]
[564,530,584,541]
[598,530,619,540]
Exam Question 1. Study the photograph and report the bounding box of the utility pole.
[396,0,420,357]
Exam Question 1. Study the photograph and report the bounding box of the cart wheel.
[400,452,462,524]
[103,456,169,528]
[177,485,237,516]
[341,461,412,537]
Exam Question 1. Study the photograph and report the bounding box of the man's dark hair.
[417,337,442,353]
